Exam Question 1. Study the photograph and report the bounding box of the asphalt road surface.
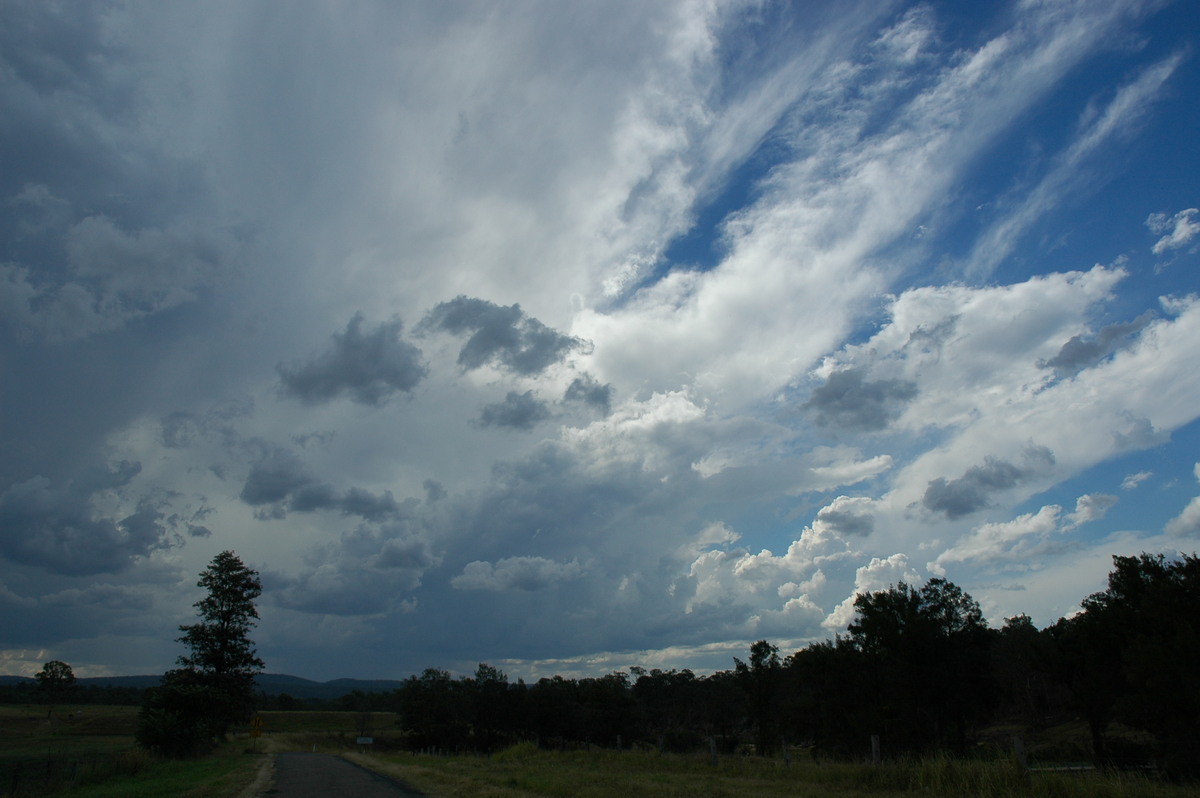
[267,752,424,797]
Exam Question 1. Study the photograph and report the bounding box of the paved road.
[267,752,424,797]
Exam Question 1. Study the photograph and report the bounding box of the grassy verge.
[344,744,1194,798]
[48,742,268,798]
[0,705,267,798]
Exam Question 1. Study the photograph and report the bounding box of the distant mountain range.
[0,673,406,701]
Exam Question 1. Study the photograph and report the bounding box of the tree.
[36,660,75,717]
[848,578,994,755]
[734,640,783,755]
[138,551,264,757]
[1063,552,1200,777]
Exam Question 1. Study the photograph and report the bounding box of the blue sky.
[2,0,1199,681]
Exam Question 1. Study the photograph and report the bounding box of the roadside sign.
[250,715,264,738]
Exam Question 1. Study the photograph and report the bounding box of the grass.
[0,705,265,798]
[1,706,1192,798]
[344,745,1195,798]
[48,744,266,798]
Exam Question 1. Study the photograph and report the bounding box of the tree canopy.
[138,550,265,757]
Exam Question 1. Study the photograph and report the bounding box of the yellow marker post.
[250,715,264,751]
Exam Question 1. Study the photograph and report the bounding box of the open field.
[2,707,1195,798]
[0,705,264,798]
[345,745,1195,798]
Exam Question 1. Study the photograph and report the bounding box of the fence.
[1,747,143,797]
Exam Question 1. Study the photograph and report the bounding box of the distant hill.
[0,673,405,701]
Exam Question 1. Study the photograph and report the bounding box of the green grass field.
[1,706,1194,798]
[347,744,1194,798]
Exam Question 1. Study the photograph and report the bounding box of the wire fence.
[1,747,144,798]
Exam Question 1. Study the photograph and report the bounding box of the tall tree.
[138,550,264,756]
[848,578,993,755]
[1067,552,1200,777]
[734,640,783,755]
[175,549,266,706]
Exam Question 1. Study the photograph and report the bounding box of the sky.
[2,0,1199,682]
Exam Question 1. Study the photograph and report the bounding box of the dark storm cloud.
[923,446,1056,519]
[240,448,406,521]
[805,368,918,432]
[1039,311,1155,376]
[278,314,427,406]
[240,449,317,506]
[0,1,245,346]
[477,390,552,430]
[419,296,583,375]
[159,399,254,450]
[563,374,613,415]
[0,462,174,575]
[268,523,435,616]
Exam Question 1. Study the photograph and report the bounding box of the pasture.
[1,706,1194,798]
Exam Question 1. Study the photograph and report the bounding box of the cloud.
[239,447,404,522]
[966,51,1184,279]
[452,556,584,592]
[1122,471,1152,490]
[929,504,1064,575]
[0,463,174,575]
[814,495,876,537]
[1039,311,1155,376]
[922,446,1056,519]
[477,391,552,431]
[270,524,436,616]
[1063,493,1117,530]
[823,553,919,632]
[278,314,426,406]
[1165,462,1200,538]
[563,374,613,416]
[419,296,583,375]
[805,368,917,432]
[1148,208,1200,255]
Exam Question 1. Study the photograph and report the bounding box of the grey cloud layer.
[2,0,1197,682]
[1039,311,1156,376]
[477,391,552,430]
[923,446,1057,519]
[419,296,583,375]
[805,369,918,432]
[240,447,407,522]
[278,315,427,406]
[0,462,174,575]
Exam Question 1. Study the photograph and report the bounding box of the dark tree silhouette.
[1065,552,1200,777]
[735,640,783,755]
[35,660,75,717]
[848,577,994,755]
[138,550,264,757]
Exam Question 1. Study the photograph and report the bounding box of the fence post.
[782,738,790,768]
[1013,735,1027,772]
[871,735,881,765]
[709,736,718,767]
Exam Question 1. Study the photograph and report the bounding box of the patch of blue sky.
[659,145,778,274]
[1013,416,1200,546]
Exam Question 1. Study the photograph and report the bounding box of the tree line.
[379,553,1200,779]
[8,550,1197,779]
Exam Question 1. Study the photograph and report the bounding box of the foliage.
[36,659,76,709]
[846,577,996,756]
[1052,552,1200,778]
[137,550,264,758]
[734,640,782,755]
